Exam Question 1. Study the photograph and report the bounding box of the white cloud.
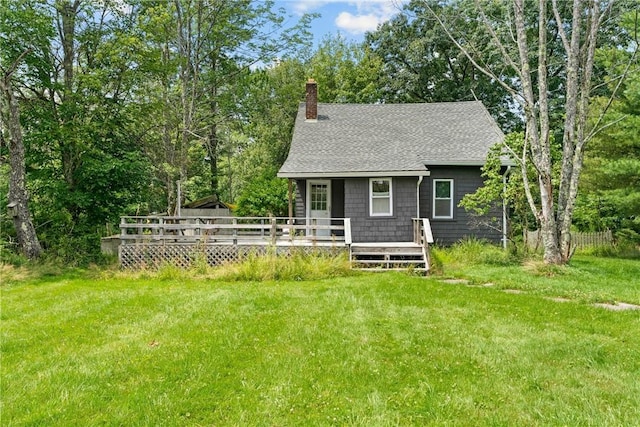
[290,1,328,15]
[335,12,381,34]
[288,0,404,17]
[281,0,405,36]
[336,1,404,34]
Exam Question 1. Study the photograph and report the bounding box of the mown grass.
[2,252,640,425]
[435,241,640,305]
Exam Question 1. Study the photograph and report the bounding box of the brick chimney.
[305,78,317,121]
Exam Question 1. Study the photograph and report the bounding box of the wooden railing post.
[412,218,419,244]
[421,218,434,273]
[120,217,127,244]
[233,218,238,245]
[270,215,277,245]
[344,218,352,245]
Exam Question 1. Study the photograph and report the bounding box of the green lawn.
[2,255,640,426]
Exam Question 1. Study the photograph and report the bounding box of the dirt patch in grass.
[593,302,640,311]
[547,297,573,303]
[440,278,470,285]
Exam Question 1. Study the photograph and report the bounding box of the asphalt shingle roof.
[278,101,505,177]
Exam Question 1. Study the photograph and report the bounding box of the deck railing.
[412,218,434,246]
[413,218,434,271]
[120,216,352,246]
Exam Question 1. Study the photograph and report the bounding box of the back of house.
[278,80,509,245]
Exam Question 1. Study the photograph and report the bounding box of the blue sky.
[275,0,406,46]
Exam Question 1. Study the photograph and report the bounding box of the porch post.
[288,179,293,220]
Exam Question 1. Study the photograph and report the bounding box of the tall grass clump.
[444,238,521,266]
[578,242,640,260]
[214,248,353,282]
[431,238,522,274]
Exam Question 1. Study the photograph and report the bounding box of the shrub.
[445,237,518,266]
[234,175,289,217]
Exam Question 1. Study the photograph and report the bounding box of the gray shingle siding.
[420,167,503,245]
[293,179,344,220]
[345,177,417,242]
[293,171,502,244]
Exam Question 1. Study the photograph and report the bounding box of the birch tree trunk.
[1,58,43,259]
[426,0,621,264]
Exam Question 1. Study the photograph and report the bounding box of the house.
[277,80,508,246]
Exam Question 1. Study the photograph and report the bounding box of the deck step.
[351,247,422,254]
[350,251,423,257]
[350,242,429,274]
[354,268,428,272]
[353,259,425,265]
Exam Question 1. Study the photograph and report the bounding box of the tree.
[308,34,383,104]
[1,51,42,259]
[0,1,54,259]
[576,38,640,242]
[367,0,520,131]
[136,0,314,211]
[425,0,639,263]
[0,0,157,261]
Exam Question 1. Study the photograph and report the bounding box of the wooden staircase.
[350,242,428,273]
[349,219,434,274]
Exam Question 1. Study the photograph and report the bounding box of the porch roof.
[278,101,506,178]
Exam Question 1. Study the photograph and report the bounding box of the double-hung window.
[433,179,454,219]
[370,178,393,216]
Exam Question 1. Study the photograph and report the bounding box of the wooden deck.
[117,216,433,272]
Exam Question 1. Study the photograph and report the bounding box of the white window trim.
[369,177,393,217]
[433,178,454,219]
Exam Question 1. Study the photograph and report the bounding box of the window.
[310,183,328,211]
[370,178,393,216]
[433,179,454,219]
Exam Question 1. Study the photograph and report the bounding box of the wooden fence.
[525,229,613,250]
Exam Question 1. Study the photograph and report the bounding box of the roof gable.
[278,101,505,178]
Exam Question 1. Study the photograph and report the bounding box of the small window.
[370,178,393,216]
[310,183,328,211]
[433,179,454,219]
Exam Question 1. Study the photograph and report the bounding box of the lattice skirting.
[119,243,345,269]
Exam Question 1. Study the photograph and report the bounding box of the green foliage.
[437,237,519,268]
[459,133,539,239]
[234,175,290,217]
[576,51,640,239]
[579,241,640,260]
[366,0,521,131]
[307,34,383,103]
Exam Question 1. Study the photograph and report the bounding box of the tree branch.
[422,1,523,106]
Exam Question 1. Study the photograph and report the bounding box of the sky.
[275,0,406,46]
